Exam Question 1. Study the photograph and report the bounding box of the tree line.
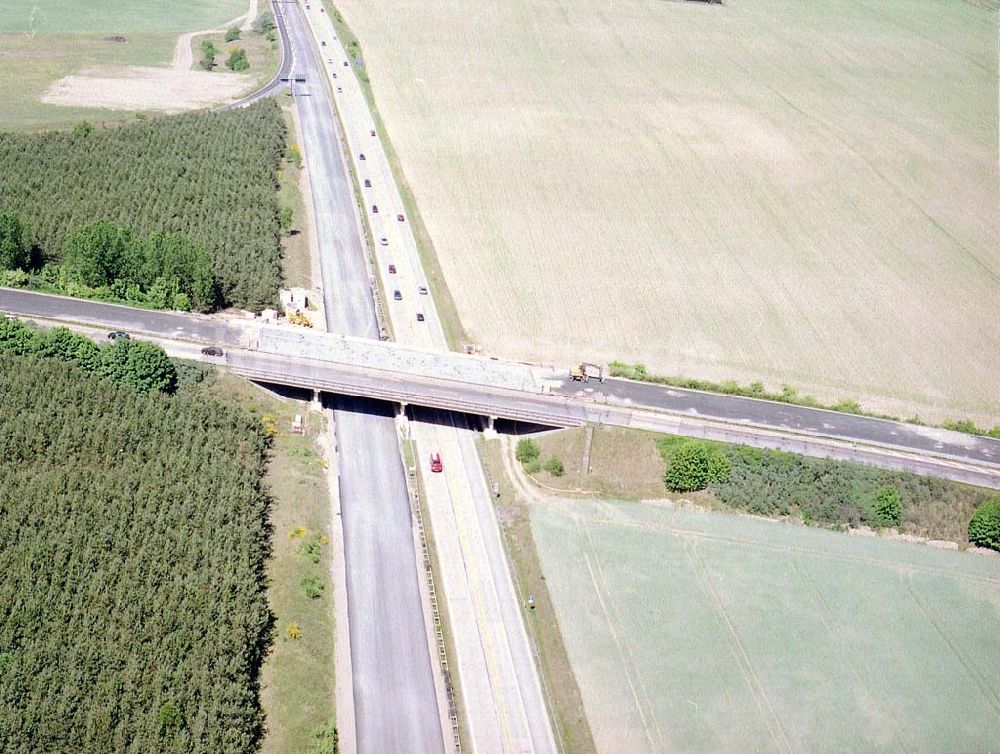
[0,350,272,751]
[659,436,999,548]
[2,213,216,311]
[0,315,177,393]
[0,101,286,310]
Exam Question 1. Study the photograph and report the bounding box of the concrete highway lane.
[284,2,445,752]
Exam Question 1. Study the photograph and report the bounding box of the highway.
[299,4,559,751]
[281,2,444,752]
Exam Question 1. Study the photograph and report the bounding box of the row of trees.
[0,100,287,309]
[658,436,997,546]
[1,213,218,311]
[0,316,177,393]
[0,353,272,752]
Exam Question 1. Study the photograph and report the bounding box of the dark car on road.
[107,331,129,341]
[416,313,425,322]
[201,346,224,357]
[393,290,402,300]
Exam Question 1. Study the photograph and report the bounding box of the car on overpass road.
[430,453,443,473]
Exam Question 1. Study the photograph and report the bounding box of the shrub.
[300,576,324,599]
[874,485,902,527]
[252,10,275,34]
[664,441,711,492]
[968,499,1000,551]
[286,622,302,640]
[226,48,250,72]
[523,458,541,475]
[307,721,339,754]
[515,438,540,465]
[225,26,241,42]
[544,456,565,476]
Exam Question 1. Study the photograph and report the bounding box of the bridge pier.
[311,389,323,411]
[396,402,410,438]
[483,415,498,439]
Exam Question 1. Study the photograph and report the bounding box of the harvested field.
[335,0,1000,422]
[531,497,1000,753]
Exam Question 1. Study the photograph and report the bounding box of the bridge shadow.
[249,382,561,436]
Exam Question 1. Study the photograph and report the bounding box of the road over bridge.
[3,287,999,490]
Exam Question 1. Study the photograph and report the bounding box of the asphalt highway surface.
[283,3,444,751]
[556,377,1000,467]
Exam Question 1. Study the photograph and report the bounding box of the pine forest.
[0,354,273,753]
[0,101,286,309]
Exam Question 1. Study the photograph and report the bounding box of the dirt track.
[42,0,259,113]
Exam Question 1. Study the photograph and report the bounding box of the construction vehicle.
[570,362,605,383]
[287,311,313,328]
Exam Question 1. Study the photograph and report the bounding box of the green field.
[531,498,1000,753]
[0,0,248,129]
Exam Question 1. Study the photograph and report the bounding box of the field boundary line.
[684,539,792,754]
[791,558,907,752]
[577,532,661,752]
[905,574,1000,720]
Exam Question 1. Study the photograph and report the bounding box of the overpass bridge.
[3,288,1000,490]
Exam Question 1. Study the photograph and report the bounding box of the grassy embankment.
[201,372,337,754]
[278,104,314,290]
[526,425,995,546]
[320,0,468,349]
[189,20,280,94]
[479,438,597,754]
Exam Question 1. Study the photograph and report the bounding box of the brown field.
[335,0,1000,423]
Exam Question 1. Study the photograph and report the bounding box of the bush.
[226,48,250,72]
[307,721,339,754]
[544,456,565,476]
[225,26,241,42]
[252,10,275,34]
[515,438,540,465]
[662,440,729,492]
[300,576,325,599]
[874,485,902,527]
[664,441,711,492]
[523,458,541,475]
[968,499,1000,551]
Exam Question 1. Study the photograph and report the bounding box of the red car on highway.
[430,453,443,473]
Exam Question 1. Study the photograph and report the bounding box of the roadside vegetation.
[0,315,177,393]
[526,426,998,548]
[0,353,271,752]
[195,11,277,77]
[199,374,337,754]
[0,101,286,310]
[608,360,1000,440]
[479,439,597,754]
